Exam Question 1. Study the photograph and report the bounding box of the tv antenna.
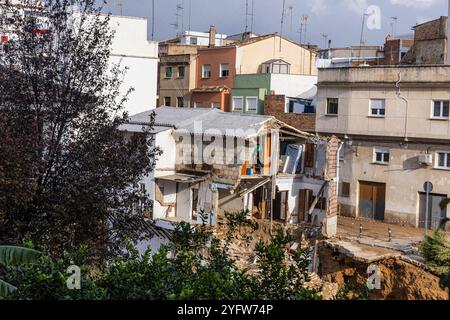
[322,33,328,49]
[288,5,293,39]
[171,0,185,35]
[115,0,123,16]
[299,15,308,44]
[245,0,255,33]
[390,16,398,37]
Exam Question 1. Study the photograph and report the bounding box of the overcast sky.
[105,0,447,47]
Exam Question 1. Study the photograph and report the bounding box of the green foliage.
[2,211,323,300]
[0,246,42,266]
[419,230,450,289]
[0,246,42,298]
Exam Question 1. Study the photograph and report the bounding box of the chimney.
[209,25,216,48]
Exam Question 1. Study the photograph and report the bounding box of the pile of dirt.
[318,243,449,300]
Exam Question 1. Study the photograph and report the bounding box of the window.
[164,96,171,107]
[178,66,185,78]
[288,99,315,114]
[177,97,184,108]
[211,102,221,109]
[340,182,350,198]
[373,147,390,165]
[370,99,386,117]
[432,100,449,119]
[190,37,198,45]
[220,63,229,77]
[436,152,450,170]
[326,98,339,115]
[202,64,211,79]
[165,67,172,79]
[246,97,258,113]
[232,97,243,112]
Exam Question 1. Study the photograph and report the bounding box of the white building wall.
[108,15,159,115]
[150,129,178,220]
[269,74,317,98]
[179,30,228,46]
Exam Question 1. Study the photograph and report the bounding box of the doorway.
[419,192,447,230]
[274,190,288,221]
[358,181,386,221]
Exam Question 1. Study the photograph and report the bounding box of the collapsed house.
[121,107,340,238]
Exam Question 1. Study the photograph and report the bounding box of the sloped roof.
[121,107,315,139]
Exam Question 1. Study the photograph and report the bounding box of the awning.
[238,177,272,196]
[156,174,207,184]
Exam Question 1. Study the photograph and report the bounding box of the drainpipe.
[396,72,409,143]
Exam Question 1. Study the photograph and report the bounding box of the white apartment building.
[108,15,159,115]
[316,66,450,230]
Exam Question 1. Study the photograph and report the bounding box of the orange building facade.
[192,46,236,111]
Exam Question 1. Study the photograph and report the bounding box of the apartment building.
[193,34,317,111]
[122,107,340,238]
[316,65,450,230]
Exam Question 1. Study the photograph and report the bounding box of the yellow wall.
[236,36,317,76]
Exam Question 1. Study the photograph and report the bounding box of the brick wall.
[325,136,340,218]
[264,94,316,132]
[414,17,447,42]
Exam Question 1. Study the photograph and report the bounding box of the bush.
[2,211,323,300]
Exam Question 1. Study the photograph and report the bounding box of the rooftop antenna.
[359,11,370,59]
[390,16,398,37]
[250,0,255,33]
[115,0,123,16]
[322,33,328,49]
[279,0,286,51]
[280,0,286,36]
[301,15,309,44]
[151,0,155,40]
[171,0,185,35]
[245,0,249,33]
[188,0,192,31]
[288,5,293,39]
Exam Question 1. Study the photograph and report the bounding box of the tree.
[0,246,42,298]
[419,230,450,290]
[0,0,160,260]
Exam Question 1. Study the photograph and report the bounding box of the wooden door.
[358,181,386,221]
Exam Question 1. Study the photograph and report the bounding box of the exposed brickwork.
[402,16,448,65]
[264,94,316,132]
[325,136,340,219]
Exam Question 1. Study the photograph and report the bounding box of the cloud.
[310,0,369,15]
[389,0,437,8]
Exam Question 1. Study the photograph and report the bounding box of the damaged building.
[121,107,340,238]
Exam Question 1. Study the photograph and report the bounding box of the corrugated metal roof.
[120,107,314,139]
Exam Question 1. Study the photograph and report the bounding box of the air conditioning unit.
[418,154,433,166]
